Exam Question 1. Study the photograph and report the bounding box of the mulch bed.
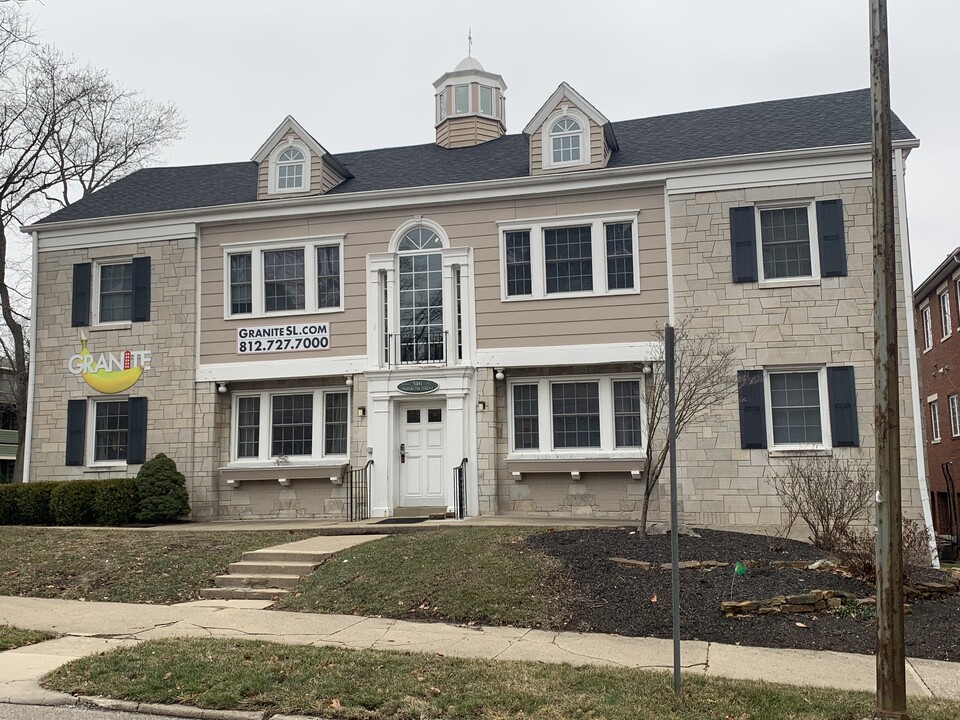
[526,528,960,663]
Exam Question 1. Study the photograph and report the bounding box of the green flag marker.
[734,561,747,576]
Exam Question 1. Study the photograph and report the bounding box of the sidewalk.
[1,595,958,706]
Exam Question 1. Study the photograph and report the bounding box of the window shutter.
[729,207,758,283]
[127,397,148,465]
[738,369,766,449]
[65,400,86,466]
[132,256,151,322]
[71,263,91,327]
[827,366,859,447]
[817,199,847,277]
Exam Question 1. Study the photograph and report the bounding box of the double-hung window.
[93,400,128,462]
[499,212,640,300]
[508,376,644,455]
[231,389,349,463]
[98,263,133,323]
[930,400,941,443]
[758,206,816,280]
[766,370,825,447]
[921,305,933,350]
[225,237,344,318]
[949,394,960,438]
[939,289,952,340]
[549,117,583,165]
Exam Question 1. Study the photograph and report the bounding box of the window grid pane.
[770,372,822,445]
[398,253,444,363]
[551,133,581,164]
[229,254,252,314]
[949,395,960,438]
[271,394,313,456]
[760,208,812,279]
[940,291,952,337]
[324,392,348,455]
[545,226,592,294]
[505,231,532,296]
[277,161,304,190]
[606,223,634,290]
[551,382,601,448]
[263,249,305,312]
[930,402,941,442]
[236,396,260,458]
[613,380,642,447]
[316,245,341,309]
[922,307,933,349]
[99,264,133,323]
[513,384,539,450]
[94,401,128,462]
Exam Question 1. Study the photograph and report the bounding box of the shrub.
[93,478,138,526]
[50,481,98,526]
[0,483,19,524]
[15,482,61,525]
[134,453,190,523]
[834,519,934,585]
[770,456,874,551]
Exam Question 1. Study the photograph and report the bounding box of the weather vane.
[468,28,472,57]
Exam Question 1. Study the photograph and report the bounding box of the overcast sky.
[26,0,958,285]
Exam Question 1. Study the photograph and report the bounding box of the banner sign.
[237,323,331,355]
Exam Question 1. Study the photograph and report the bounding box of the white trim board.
[475,341,660,368]
[197,355,367,382]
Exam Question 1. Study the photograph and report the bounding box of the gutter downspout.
[22,231,39,483]
[895,147,938,567]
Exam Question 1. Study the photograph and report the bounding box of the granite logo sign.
[68,332,151,394]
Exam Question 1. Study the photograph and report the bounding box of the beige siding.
[435,116,504,148]
[529,94,610,175]
[321,162,345,193]
[200,185,667,365]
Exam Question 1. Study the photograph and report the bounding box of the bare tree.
[0,4,184,481]
[636,317,740,535]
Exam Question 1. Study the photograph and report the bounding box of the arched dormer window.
[269,140,311,194]
[397,227,444,252]
[550,117,582,164]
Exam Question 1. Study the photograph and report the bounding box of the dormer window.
[550,117,582,164]
[276,147,305,190]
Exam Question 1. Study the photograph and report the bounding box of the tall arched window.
[550,117,582,164]
[276,147,305,190]
[397,227,444,363]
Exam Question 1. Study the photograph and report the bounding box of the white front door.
[399,404,446,507]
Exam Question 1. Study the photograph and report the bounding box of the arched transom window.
[550,117,582,164]
[276,146,305,190]
[397,227,444,363]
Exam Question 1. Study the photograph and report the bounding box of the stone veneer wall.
[488,363,658,518]
[215,374,366,519]
[30,238,220,518]
[475,367,498,515]
[669,178,924,531]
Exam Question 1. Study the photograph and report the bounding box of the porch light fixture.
[217,382,229,394]
[345,375,354,387]
[642,364,653,375]
[357,406,367,417]
[225,478,238,488]
[278,477,290,487]
[494,368,505,380]
[476,400,487,411]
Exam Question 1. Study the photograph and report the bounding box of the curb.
[81,696,267,720]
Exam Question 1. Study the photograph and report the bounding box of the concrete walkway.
[0,595,958,706]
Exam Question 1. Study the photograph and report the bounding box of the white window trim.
[268,139,311,195]
[228,387,350,466]
[453,84,470,115]
[91,258,134,328]
[939,288,952,340]
[497,210,641,302]
[949,394,960,438]
[542,107,591,170]
[755,201,821,285]
[478,85,495,118]
[763,365,832,452]
[222,234,345,319]
[506,374,646,459]
[87,396,129,468]
[920,303,933,352]
[930,400,941,443]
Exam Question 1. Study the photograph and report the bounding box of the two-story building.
[915,247,960,549]
[23,56,934,531]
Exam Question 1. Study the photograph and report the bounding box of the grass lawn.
[42,637,960,720]
[277,527,570,627]
[0,624,55,651]
[0,528,320,604]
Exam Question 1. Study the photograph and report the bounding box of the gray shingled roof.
[37,88,914,225]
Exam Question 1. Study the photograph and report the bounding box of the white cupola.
[433,53,506,148]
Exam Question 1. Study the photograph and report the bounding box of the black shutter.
[738,369,767,449]
[65,400,86,466]
[71,263,91,327]
[127,397,148,465]
[827,366,859,447]
[730,207,758,283]
[817,199,847,277]
[132,256,151,322]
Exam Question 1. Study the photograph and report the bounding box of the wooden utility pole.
[870,1,908,718]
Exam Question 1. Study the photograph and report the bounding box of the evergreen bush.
[15,482,60,525]
[93,478,139,526]
[0,484,18,524]
[134,453,190,523]
[50,481,98,526]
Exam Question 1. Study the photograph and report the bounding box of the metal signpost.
[665,324,681,697]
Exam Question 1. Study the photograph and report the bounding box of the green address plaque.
[397,379,439,394]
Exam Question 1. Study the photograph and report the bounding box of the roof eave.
[915,246,960,301]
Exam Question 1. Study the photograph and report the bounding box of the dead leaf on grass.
[330,698,342,709]
[650,594,657,603]
[795,622,809,628]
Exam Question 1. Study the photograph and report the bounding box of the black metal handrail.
[453,457,468,520]
[345,460,373,522]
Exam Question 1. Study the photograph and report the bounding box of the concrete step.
[394,506,447,518]
[227,560,319,576]
[214,573,304,590]
[241,549,332,564]
[199,587,290,601]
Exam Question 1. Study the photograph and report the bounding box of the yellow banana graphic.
[77,331,143,394]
